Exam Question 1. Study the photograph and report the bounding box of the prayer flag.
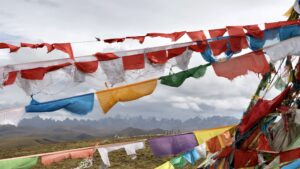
[193,125,235,145]
[0,157,38,169]
[96,79,157,113]
[160,64,209,87]
[25,93,94,115]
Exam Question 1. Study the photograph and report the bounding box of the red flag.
[209,28,226,38]
[188,42,208,53]
[20,43,54,52]
[265,20,299,30]
[146,50,168,64]
[170,31,186,41]
[239,86,290,134]
[122,54,145,70]
[187,30,206,41]
[3,71,18,86]
[212,51,270,80]
[257,134,272,152]
[280,147,300,163]
[234,150,258,168]
[104,38,125,43]
[75,60,99,73]
[52,43,74,60]
[216,147,233,159]
[94,52,119,61]
[126,36,146,43]
[227,26,245,36]
[0,43,20,53]
[228,37,248,52]
[167,47,186,59]
[147,31,185,41]
[209,39,228,56]
[21,63,71,80]
[206,136,222,153]
[226,26,248,52]
[243,25,264,39]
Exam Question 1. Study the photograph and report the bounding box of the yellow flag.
[96,79,157,113]
[193,125,236,145]
[155,161,175,169]
[284,6,293,17]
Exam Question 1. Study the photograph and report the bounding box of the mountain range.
[0,116,239,149]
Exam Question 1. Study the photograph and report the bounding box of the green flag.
[0,157,38,169]
[160,64,210,87]
[274,77,286,91]
[170,156,187,168]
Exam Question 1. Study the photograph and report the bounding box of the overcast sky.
[0,0,294,121]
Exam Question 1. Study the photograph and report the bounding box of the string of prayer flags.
[0,157,38,169]
[160,64,210,87]
[3,21,300,89]
[0,107,25,126]
[41,148,94,166]
[97,141,144,167]
[96,19,299,45]
[193,125,236,145]
[25,93,94,115]
[148,133,198,157]
[96,79,157,113]
[212,50,270,80]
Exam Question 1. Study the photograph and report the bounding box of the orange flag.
[96,79,157,113]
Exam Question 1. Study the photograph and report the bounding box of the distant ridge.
[19,115,239,131]
[0,116,239,149]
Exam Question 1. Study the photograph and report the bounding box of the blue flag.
[26,93,94,115]
[279,25,300,41]
[182,149,201,165]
